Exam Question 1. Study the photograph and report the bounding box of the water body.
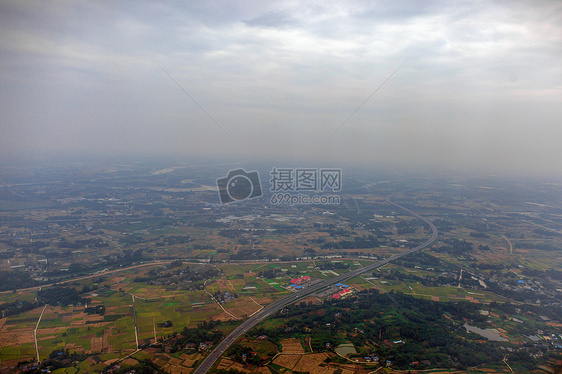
[335,343,357,356]
[464,324,508,342]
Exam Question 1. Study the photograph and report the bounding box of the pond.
[335,343,357,356]
[463,324,508,342]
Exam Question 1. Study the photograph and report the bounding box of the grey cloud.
[244,10,298,28]
[1,0,561,176]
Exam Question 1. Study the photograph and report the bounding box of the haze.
[1,0,561,175]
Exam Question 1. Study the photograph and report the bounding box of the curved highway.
[192,196,438,374]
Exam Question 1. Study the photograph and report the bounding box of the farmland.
[1,164,562,372]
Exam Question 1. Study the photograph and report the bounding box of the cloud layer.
[1,0,561,175]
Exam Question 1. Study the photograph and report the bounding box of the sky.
[1,0,561,175]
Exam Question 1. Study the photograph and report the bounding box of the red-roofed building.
[290,276,311,285]
[338,288,353,298]
[333,294,340,299]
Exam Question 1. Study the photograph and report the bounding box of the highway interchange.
[192,196,439,374]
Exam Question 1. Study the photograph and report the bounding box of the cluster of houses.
[288,275,311,290]
[169,341,214,352]
[362,355,379,362]
[332,283,353,299]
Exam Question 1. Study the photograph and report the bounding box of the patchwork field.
[272,352,353,374]
[280,338,306,354]
[0,263,294,365]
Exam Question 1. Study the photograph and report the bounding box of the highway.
[192,196,438,374]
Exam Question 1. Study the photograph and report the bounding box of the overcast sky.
[1,0,561,175]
